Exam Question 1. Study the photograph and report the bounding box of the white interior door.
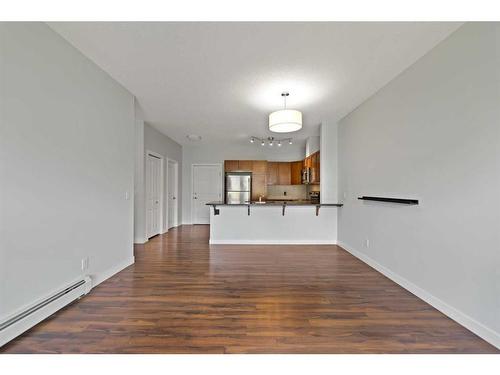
[146,153,162,238]
[192,164,222,224]
[167,160,178,229]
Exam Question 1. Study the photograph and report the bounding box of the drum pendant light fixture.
[269,92,302,133]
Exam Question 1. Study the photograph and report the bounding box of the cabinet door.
[316,151,320,183]
[278,162,291,185]
[304,156,312,168]
[225,160,239,172]
[310,151,320,184]
[251,174,267,201]
[252,160,267,174]
[267,162,279,185]
[290,161,302,185]
[238,160,253,171]
[310,153,317,183]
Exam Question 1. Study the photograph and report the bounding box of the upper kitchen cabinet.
[278,162,291,185]
[251,160,267,174]
[267,162,293,185]
[238,160,253,171]
[224,160,253,172]
[304,155,312,169]
[224,160,239,172]
[310,151,320,184]
[267,162,279,185]
[290,161,303,185]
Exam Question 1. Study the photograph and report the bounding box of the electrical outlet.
[81,257,89,271]
[343,192,347,199]
[365,239,370,248]
[125,191,130,200]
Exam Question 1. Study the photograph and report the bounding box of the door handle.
[193,197,198,199]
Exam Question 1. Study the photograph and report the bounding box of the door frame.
[146,150,164,238]
[191,163,223,224]
[166,158,179,229]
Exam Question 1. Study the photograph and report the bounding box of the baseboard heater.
[0,276,92,347]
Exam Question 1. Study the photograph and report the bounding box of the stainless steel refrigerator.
[225,172,251,204]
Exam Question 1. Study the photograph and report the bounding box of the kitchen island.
[206,201,342,244]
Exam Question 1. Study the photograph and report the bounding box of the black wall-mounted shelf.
[358,196,419,205]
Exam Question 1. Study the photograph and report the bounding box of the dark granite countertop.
[206,201,343,207]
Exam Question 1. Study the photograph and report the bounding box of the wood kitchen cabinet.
[238,160,253,171]
[251,160,267,174]
[304,155,312,169]
[267,162,279,185]
[224,160,253,172]
[251,160,267,200]
[310,151,320,184]
[278,162,291,185]
[251,174,267,201]
[224,155,318,189]
[224,160,239,172]
[267,162,292,185]
[316,151,320,183]
[290,161,303,185]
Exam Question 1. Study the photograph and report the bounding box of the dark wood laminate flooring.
[2,225,497,353]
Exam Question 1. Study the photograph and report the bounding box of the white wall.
[181,142,305,224]
[305,136,320,157]
[140,123,183,239]
[320,121,339,204]
[337,23,500,348]
[134,100,146,243]
[0,23,135,322]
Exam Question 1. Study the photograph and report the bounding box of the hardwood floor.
[1,225,497,353]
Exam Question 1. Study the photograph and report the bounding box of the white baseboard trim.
[338,241,500,350]
[209,239,337,245]
[134,236,148,244]
[91,256,135,288]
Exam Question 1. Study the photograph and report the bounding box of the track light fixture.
[250,136,293,147]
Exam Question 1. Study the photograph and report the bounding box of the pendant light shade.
[269,109,302,133]
[269,92,302,133]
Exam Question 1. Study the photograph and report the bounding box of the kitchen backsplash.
[267,185,308,200]
[308,184,320,192]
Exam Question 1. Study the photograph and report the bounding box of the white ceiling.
[48,22,461,146]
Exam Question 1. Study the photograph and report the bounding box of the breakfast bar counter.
[206,201,343,245]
